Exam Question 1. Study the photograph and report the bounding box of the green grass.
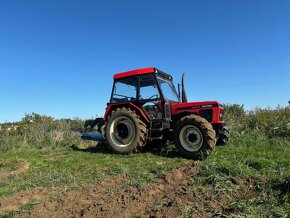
[0,159,23,173]
[1,135,289,217]
[204,135,290,179]
[196,134,290,217]
[0,201,39,218]
[0,143,186,198]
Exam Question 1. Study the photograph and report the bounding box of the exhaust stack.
[182,73,188,103]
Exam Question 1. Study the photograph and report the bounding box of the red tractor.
[84,67,229,160]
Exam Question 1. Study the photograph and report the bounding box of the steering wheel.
[148,94,159,100]
[114,94,129,98]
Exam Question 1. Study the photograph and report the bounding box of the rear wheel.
[174,115,216,160]
[105,107,148,154]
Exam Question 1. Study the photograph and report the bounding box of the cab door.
[138,74,163,120]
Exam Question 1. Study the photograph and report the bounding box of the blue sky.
[0,0,289,123]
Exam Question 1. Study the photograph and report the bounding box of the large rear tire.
[174,115,216,160]
[105,107,148,154]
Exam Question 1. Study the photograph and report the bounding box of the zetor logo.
[201,105,213,108]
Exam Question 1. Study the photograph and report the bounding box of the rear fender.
[104,102,150,123]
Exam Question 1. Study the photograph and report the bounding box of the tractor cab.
[110,68,179,122]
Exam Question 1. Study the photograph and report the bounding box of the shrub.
[224,104,248,136]
[0,113,84,150]
[224,104,290,139]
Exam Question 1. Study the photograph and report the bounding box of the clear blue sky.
[0,0,289,123]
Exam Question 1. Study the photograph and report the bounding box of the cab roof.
[114,67,173,80]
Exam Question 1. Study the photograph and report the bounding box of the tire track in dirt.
[0,188,59,214]
[20,163,200,218]
[0,162,30,181]
[20,173,133,218]
[19,163,257,218]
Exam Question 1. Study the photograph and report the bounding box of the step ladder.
[148,121,164,140]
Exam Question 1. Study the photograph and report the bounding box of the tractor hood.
[171,101,223,113]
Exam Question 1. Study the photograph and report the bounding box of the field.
[0,105,289,217]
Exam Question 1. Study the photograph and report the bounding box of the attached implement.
[81,67,229,160]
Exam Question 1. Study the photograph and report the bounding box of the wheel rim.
[110,116,136,148]
[179,125,203,152]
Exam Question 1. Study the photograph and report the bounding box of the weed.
[151,198,172,210]
[106,164,127,177]
[182,204,198,218]
[0,201,39,218]
[122,177,143,190]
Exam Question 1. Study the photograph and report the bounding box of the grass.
[204,135,290,179]
[1,136,289,217]
[0,159,23,173]
[0,144,186,198]
[193,134,290,217]
[1,201,40,218]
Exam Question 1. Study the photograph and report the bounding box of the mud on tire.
[105,107,148,154]
[174,115,216,160]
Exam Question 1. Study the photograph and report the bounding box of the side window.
[139,75,160,100]
[111,77,137,103]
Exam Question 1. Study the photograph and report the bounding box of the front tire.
[105,107,147,154]
[174,115,216,160]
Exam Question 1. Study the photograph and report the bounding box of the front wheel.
[174,115,216,160]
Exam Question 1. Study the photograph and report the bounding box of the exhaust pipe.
[182,73,188,103]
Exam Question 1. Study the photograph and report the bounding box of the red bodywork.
[172,101,224,124]
[104,102,150,123]
[114,67,155,80]
[104,101,224,125]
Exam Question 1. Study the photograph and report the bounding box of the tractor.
[83,67,229,160]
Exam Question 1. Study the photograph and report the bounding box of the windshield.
[157,76,180,102]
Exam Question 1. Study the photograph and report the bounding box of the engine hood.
[171,101,223,111]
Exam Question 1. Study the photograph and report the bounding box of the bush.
[224,104,247,136]
[0,113,84,150]
[224,104,290,139]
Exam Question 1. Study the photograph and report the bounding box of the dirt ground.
[0,161,30,181]
[0,162,259,218]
